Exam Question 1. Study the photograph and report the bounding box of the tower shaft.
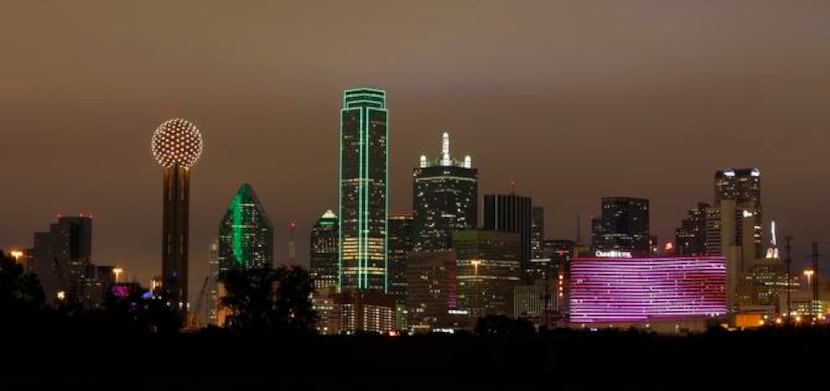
[162,165,190,308]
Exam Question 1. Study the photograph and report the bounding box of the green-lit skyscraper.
[218,183,274,273]
[339,88,388,293]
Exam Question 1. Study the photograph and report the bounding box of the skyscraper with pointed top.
[311,210,339,292]
[218,183,274,273]
[339,87,388,293]
[412,132,478,253]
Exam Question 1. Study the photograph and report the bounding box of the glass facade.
[388,213,413,328]
[483,193,532,280]
[591,197,650,256]
[339,88,388,292]
[218,183,274,273]
[412,132,478,253]
[714,168,763,259]
[452,230,522,321]
[310,210,339,292]
[675,202,710,256]
[405,250,458,329]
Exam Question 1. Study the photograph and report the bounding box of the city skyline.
[2,1,829,302]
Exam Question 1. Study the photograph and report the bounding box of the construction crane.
[185,275,210,331]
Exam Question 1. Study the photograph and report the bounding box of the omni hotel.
[568,251,727,333]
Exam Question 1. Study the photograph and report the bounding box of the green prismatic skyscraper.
[339,88,388,293]
[218,183,274,273]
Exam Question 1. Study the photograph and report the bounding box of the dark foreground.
[5,326,829,387]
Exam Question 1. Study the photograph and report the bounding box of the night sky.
[2,1,829,301]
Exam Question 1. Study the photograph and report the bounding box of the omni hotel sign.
[595,250,633,258]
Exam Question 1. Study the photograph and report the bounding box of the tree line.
[0,250,317,336]
[2,249,565,337]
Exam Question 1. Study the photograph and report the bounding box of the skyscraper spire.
[441,131,451,166]
[765,220,779,259]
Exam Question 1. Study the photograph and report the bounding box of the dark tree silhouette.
[475,315,537,335]
[93,283,182,334]
[273,264,318,333]
[219,264,317,334]
[0,250,47,332]
[219,267,279,333]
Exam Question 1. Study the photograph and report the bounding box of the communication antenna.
[289,220,296,264]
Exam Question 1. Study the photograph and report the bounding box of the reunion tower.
[151,118,203,310]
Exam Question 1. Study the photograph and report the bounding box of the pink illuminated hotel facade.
[569,255,727,333]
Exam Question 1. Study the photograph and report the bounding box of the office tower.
[32,232,54,298]
[388,212,413,328]
[339,87,388,293]
[331,290,397,334]
[453,229,522,322]
[514,284,551,325]
[310,210,339,292]
[675,202,710,256]
[412,132,478,253]
[406,250,458,330]
[542,239,575,317]
[32,215,93,302]
[591,197,650,256]
[483,193,532,281]
[151,118,203,308]
[714,168,763,259]
[705,199,750,312]
[705,206,725,255]
[218,183,274,273]
[524,238,573,323]
[531,206,545,259]
[737,257,789,308]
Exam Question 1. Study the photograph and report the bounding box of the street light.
[804,269,814,287]
[9,250,25,272]
[113,267,123,284]
[9,250,23,262]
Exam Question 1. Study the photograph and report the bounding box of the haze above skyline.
[2,1,829,301]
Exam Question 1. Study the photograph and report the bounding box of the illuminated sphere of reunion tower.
[151,118,203,312]
[151,118,203,168]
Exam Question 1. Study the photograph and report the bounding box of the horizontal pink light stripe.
[569,256,727,323]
